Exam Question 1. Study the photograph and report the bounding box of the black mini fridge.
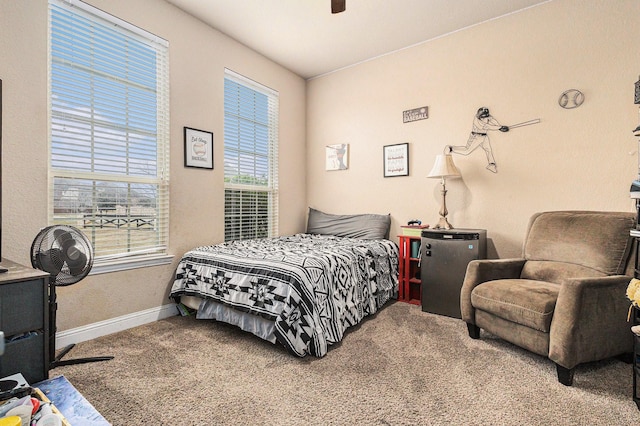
[421,229,486,318]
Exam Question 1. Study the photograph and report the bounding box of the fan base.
[51,343,113,369]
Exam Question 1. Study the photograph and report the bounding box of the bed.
[170,208,399,357]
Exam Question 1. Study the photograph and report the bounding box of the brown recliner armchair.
[460,211,635,386]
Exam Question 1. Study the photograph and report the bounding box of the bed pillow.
[306,207,391,239]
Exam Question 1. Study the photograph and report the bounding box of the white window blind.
[49,0,170,265]
[224,70,279,241]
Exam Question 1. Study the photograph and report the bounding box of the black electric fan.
[30,225,113,368]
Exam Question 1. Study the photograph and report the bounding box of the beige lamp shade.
[427,153,461,229]
[427,154,461,179]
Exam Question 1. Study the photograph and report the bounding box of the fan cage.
[31,225,94,286]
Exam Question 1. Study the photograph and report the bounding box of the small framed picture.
[383,143,409,177]
[184,127,213,169]
[325,144,349,171]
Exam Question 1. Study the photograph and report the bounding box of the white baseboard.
[55,303,179,348]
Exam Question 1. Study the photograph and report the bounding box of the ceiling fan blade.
[331,0,345,14]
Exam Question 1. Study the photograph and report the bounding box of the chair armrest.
[460,258,526,323]
[549,275,633,369]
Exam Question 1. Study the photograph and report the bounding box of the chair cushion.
[521,260,607,283]
[471,279,560,332]
[522,211,634,277]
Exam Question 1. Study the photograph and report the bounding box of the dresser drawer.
[0,279,45,336]
[0,331,46,383]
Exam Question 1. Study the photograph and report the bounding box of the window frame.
[223,69,279,242]
[48,0,172,273]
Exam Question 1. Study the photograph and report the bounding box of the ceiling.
[165,0,550,80]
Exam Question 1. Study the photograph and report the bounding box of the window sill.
[90,254,174,275]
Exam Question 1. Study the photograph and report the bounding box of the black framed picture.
[383,143,409,177]
[184,127,213,169]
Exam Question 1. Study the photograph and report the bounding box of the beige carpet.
[53,302,638,425]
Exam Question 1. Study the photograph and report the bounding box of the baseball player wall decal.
[447,107,540,173]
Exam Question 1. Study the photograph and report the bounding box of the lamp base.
[433,216,454,230]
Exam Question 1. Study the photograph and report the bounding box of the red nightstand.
[398,235,422,305]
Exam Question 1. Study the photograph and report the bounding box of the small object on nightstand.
[401,223,429,237]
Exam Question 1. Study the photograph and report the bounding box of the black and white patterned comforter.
[170,234,398,357]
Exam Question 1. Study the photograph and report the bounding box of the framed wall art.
[184,127,213,169]
[325,143,349,171]
[383,143,409,177]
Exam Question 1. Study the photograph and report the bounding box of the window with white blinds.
[224,70,279,241]
[49,0,170,269]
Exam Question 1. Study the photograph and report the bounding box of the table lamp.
[427,153,461,229]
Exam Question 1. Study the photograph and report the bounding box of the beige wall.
[2,0,639,333]
[307,0,640,258]
[0,0,307,330]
